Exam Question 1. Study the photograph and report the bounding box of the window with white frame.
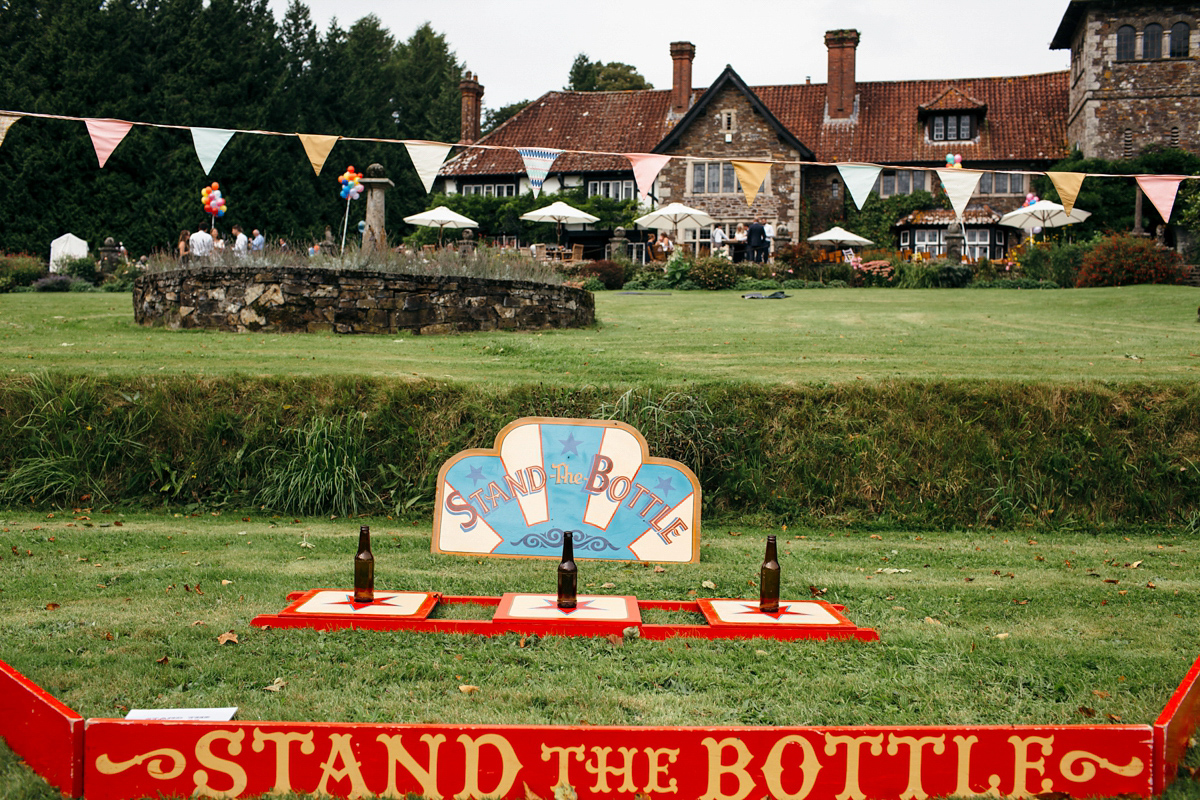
[462,183,515,197]
[587,180,636,201]
[691,161,742,194]
[876,169,918,198]
[965,229,990,260]
[913,229,942,254]
[931,114,974,141]
[978,172,1023,194]
[900,230,910,247]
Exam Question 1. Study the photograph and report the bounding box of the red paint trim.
[0,659,84,797]
[1153,652,1200,793]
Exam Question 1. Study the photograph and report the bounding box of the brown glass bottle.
[354,525,374,604]
[557,531,578,609]
[759,535,781,613]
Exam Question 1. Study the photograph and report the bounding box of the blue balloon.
[357,220,367,233]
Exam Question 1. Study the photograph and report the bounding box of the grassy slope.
[1,286,1199,384]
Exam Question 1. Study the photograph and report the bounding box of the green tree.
[566,53,651,91]
[482,100,530,136]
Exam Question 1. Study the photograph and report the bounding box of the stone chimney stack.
[824,29,860,120]
[670,41,695,115]
[459,71,484,144]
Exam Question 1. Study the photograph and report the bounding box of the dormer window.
[932,114,974,141]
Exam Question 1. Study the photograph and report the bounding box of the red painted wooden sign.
[82,719,1153,800]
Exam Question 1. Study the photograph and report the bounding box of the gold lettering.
[251,730,315,795]
[824,733,883,800]
[762,734,823,800]
[193,729,248,800]
[699,736,755,800]
[584,746,637,793]
[886,734,945,800]
[377,733,446,800]
[541,744,585,790]
[1008,735,1055,798]
[951,735,979,797]
[455,733,521,800]
[644,747,679,794]
[317,733,370,799]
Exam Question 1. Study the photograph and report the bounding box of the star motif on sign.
[559,432,583,455]
[654,476,675,498]
[465,465,486,485]
[329,593,385,611]
[733,602,810,621]
[538,597,598,615]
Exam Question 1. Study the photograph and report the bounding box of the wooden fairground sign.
[433,417,701,563]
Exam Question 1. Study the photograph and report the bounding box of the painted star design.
[654,476,675,498]
[733,602,809,621]
[465,465,486,485]
[329,593,394,611]
[538,597,598,615]
[559,432,583,455]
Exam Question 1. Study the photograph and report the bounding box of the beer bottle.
[354,525,374,604]
[557,531,578,609]
[759,535,781,613]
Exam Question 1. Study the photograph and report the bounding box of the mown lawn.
[1,286,1199,385]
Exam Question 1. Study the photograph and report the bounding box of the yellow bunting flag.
[0,114,19,149]
[731,160,772,206]
[297,134,340,176]
[1047,172,1086,216]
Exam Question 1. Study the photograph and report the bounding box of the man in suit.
[747,217,768,263]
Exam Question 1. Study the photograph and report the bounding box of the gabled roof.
[919,86,988,116]
[440,69,1069,179]
[651,65,816,160]
[1050,0,1090,49]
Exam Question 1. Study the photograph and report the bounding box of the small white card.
[125,707,238,721]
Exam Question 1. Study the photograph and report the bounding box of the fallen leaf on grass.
[605,634,622,646]
[156,655,169,665]
[263,678,287,692]
[1104,579,1120,584]
[601,582,616,589]
[701,580,716,590]
[221,579,233,586]
[458,684,479,695]
[1106,713,1123,722]
[1092,690,1110,699]
[1129,560,1143,569]
[1078,706,1096,718]
[653,566,665,574]
[217,631,238,645]
[809,586,827,597]
[924,617,942,625]
[727,531,742,537]
[995,632,1010,640]
[876,568,911,574]
[45,602,60,611]
[1147,581,1157,589]
[869,534,882,540]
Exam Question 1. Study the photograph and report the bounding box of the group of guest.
[649,218,776,264]
[177,222,266,262]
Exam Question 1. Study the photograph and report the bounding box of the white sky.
[272,0,1072,111]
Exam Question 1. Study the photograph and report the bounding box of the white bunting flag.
[404,141,454,193]
[837,164,882,211]
[937,169,984,227]
[190,127,236,175]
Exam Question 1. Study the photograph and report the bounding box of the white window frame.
[691,162,743,195]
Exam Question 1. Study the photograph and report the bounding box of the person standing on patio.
[711,224,728,257]
[763,220,775,261]
[747,217,768,263]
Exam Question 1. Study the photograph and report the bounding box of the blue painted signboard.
[433,418,700,562]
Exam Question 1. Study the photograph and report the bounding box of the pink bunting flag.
[624,153,672,201]
[1136,175,1185,223]
[84,118,133,168]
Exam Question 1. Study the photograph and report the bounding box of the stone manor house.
[437,1,1200,259]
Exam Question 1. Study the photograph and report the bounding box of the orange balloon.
[211,182,219,190]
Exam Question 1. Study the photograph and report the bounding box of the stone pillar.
[944,220,964,263]
[359,163,394,256]
[98,237,122,276]
[609,226,629,260]
[458,228,477,256]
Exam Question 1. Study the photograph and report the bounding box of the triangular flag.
[731,160,772,206]
[937,169,983,227]
[297,133,340,176]
[836,164,882,211]
[1137,175,1185,223]
[0,114,19,149]
[517,147,562,197]
[84,118,133,168]
[190,127,236,175]
[404,141,453,193]
[1047,172,1087,216]
[624,153,671,201]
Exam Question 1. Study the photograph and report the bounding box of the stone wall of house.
[657,84,804,238]
[133,265,594,335]
[1068,4,1200,159]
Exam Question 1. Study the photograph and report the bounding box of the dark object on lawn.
[742,291,790,299]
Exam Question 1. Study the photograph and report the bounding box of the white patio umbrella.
[998,200,1091,231]
[520,200,599,244]
[807,226,875,248]
[403,205,478,245]
[634,202,715,233]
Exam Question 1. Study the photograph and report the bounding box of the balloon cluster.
[1023,193,1040,207]
[944,154,963,169]
[201,183,227,217]
[339,166,363,200]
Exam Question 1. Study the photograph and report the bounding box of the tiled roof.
[919,86,987,113]
[441,71,1069,177]
[896,205,1005,226]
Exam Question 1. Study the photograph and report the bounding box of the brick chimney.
[670,41,695,115]
[825,29,860,120]
[459,71,484,144]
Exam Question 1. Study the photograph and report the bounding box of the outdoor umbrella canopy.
[633,202,715,231]
[520,201,599,244]
[998,200,1091,230]
[403,205,478,245]
[807,226,875,248]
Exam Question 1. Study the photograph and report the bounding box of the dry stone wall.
[133,265,594,335]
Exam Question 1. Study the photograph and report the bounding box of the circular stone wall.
[133,265,594,335]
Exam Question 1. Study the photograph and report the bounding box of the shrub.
[33,275,76,292]
[0,254,45,293]
[1048,241,1092,287]
[1017,245,1051,281]
[773,242,821,281]
[970,278,1060,289]
[580,277,605,291]
[577,259,628,290]
[894,260,973,288]
[734,277,782,291]
[853,259,897,287]
[1075,235,1184,287]
[689,256,739,290]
